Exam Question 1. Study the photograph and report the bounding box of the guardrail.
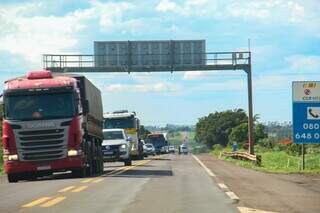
[221,151,261,166]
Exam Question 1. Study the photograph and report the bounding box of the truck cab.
[2,70,104,182]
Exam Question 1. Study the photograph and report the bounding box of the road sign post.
[246,52,254,155]
[293,81,320,170]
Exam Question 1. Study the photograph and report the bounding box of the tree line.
[195,109,267,148]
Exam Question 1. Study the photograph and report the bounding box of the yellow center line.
[58,186,76,193]
[105,166,127,175]
[104,159,151,176]
[40,196,66,208]
[92,178,104,183]
[112,166,135,175]
[81,178,94,183]
[72,185,88,192]
[22,197,52,208]
[111,160,151,176]
[21,159,153,209]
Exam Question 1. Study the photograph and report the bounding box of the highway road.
[0,154,238,213]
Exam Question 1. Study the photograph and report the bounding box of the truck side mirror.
[83,99,89,114]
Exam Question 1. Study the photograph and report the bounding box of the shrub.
[212,144,224,151]
[286,143,302,156]
[258,137,275,149]
[306,145,320,154]
[273,143,287,152]
[254,144,271,153]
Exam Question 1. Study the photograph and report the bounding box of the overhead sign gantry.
[43,40,255,154]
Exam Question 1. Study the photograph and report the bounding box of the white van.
[102,129,132,166]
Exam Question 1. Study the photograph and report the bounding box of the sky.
[0,0,319,126]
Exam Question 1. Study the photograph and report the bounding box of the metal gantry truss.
[43,51,255,154]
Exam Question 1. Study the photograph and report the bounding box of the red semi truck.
[2,70,104,182]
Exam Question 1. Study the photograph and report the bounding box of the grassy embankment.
[212,146,320,174]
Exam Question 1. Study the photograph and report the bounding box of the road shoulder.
[196,153,320,213]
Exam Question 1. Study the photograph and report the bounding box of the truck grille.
[16,127,68,162]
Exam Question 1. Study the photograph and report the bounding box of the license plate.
[103,151,113,155]
[37,165,51,171]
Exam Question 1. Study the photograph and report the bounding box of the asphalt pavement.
[0,154,238,213]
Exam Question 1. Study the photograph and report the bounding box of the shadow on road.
[112,169,173,178]
[152,158,171,161]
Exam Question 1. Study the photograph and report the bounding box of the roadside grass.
[212,149,320,174]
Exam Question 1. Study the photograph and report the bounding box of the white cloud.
[156,0,216,16]
[0,3,88,66]
[156,0,178,12]
[192,79,246,92]
[105,82,181,93]
[225,0,316,27]
[0,1,135,67]
[155,0,319,37]
[226,0,283,20]
[254,75,288,91]
[286,55,320,73]
[183,71,205,80]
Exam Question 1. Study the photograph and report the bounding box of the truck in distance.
[103,110,144,160]
[2,70,104,182]
[102,129,132,166]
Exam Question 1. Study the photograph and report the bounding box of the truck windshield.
[103,131,124,140]
[146,135,166,147]
[4,92,76,121]
[104,118,135,129]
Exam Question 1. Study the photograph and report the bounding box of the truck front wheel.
[7,174,19,183]
[72,167,86,178]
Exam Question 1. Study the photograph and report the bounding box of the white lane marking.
[226,191,240,202]
[238,207,279,213]
[218,183,228,189]
[192,154,240,203]
[192,154,216,177]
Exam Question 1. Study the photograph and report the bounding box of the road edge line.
[192,154,216,177]
[192,154,240,203]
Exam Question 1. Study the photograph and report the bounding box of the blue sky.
[0,0,319,125]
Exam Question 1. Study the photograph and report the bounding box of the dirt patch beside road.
[197,154,320,213]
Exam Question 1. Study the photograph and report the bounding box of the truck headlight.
[68,149,81,156]
[5,154,19,161]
